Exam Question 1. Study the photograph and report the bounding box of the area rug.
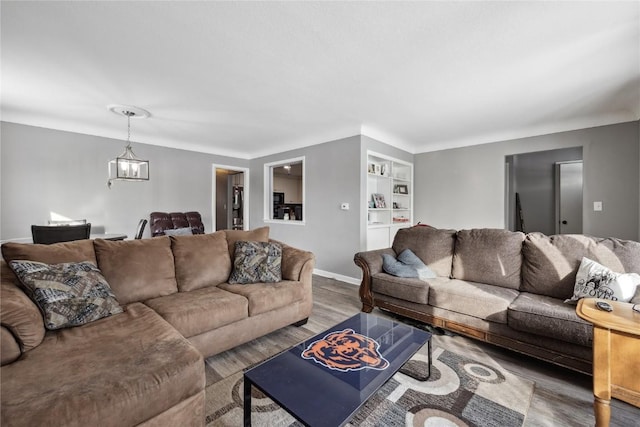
[204,343,535,426]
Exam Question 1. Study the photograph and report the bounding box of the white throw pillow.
[565,257,640,304]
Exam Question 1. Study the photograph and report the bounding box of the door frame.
[212,164,250,231]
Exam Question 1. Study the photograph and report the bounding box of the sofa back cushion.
[170,231,232,291]
[452,229,525,289]
[94,237,178,305]
[224,226,270,258]
[392,226,456,277]
[522,233,640,299]
[1,240,97,265]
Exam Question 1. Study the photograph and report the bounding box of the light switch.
[341,203,349,210]
[593,201,603,211]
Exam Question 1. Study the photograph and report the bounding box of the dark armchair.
[31,223,92,244]
[149,212,204,237]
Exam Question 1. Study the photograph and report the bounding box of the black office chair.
[31,223,91,245]
[135,219,147,239]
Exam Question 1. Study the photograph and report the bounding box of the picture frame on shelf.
[372,193,386,208]
[368,163,376,174]
[394,184,408,194]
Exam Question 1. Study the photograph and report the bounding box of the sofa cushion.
[392,225,457,277]
[428,278,519,324]
[0,278,45,359]
[565,257,640,303]
[219,280,305,316]
[521,233,640,299]
[228,241,282,284]
[371,273,442,304]
[224,226,270,258]
[144,286,248,338]
[452,229,525,290]
[1,240,97,265]
[508,292,592,347]
[9,260,123,330]
[0,303,204,427]
[94,237,178,305]
[170,231,232,292]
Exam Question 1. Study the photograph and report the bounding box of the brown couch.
[354,225,640,374]
[0,227,315,426]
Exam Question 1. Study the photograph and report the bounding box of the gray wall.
[414,121,640,241]
[1,122,248,240]
[249,136,363,279]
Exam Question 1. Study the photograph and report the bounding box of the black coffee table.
[243,312,431,426]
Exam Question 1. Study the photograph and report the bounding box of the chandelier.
[107,104,150,189]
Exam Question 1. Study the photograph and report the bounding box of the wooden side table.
[576,298,640,427]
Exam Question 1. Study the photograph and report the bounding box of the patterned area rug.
[205,343,535,426]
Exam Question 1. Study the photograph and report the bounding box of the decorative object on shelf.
[368,163,376,174]
[372,193,386,208]
[106,104,150,189]
[381,164,387,176]
[374,164,381,175]
[394,184,408,194]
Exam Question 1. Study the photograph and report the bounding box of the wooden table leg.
[594,396,611,427]
[592,326,611,427]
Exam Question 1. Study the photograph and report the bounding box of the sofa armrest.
[1,262,46,364]
[353,248,396,312]
[272,240,316,282]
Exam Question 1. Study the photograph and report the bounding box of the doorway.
[505,147,583,235]
[555,161,583,234]
[212,165,249,231]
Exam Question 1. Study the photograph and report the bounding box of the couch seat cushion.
[170,231,232,292]
[428,278,519,324]
[371,272,439,304]
[508,292,592,347]
[144,286,248,338]
[94,237,178,305]
[0,303,203,427]
[218,280,304,316]
[452,228,525,290]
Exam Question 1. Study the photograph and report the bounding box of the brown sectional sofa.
[0,227,315,426]
[354,225,640,374]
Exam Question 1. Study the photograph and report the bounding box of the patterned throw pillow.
[228,241,282,284]
[565,257,640,304]
[9,260,123,330]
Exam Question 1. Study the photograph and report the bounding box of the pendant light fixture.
[107,104,150,189]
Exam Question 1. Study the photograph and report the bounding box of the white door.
[556,161,583,234]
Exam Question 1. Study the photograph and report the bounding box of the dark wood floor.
[205,275,640,426]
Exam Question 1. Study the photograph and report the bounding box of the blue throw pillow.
[397,249,437,279]
[382,249,437,280]
[382,254,419,278]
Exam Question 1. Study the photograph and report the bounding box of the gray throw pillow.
[228,241,282,284]
[9,260,123,330]
[164,227,193,236]
[382,249,436,280]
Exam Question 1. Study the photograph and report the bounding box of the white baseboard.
[313,269,360,286]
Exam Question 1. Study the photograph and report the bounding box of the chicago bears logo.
[301,328,389,372]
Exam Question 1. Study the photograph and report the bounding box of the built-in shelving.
[366,151,413,250]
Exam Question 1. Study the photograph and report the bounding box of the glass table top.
[244,312,431,427]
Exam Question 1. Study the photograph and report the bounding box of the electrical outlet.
[593,201,603,211]
[341,203,349,210]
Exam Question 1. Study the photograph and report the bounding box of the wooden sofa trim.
[371,297,592,375]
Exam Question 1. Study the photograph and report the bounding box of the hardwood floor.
[205,275,640,426]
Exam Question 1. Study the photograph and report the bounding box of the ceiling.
[2,1,639,159]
